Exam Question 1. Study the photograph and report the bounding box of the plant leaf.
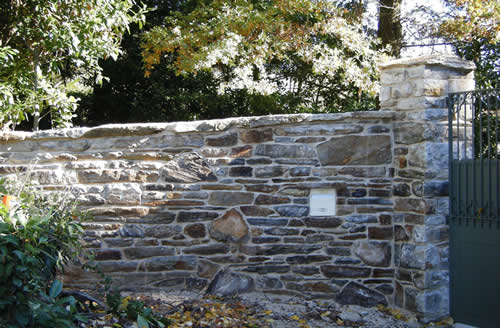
[49,279,63,298]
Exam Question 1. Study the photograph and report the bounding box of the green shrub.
[0,180,87,327]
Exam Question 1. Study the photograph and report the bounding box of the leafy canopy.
[141,0,387,112]
[0,0,146,130]
[440,0,499,44]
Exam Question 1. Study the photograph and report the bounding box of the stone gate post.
[379,56,475,321]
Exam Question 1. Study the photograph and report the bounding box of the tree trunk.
[378,0,402,57]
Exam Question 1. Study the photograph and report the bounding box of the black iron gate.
[448,89,500,327]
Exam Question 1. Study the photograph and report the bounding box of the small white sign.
[310,189,336,216]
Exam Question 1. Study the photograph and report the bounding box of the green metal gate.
[448,89,500,327]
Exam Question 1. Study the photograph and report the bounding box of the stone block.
[240,206,275,216]
[304,217,342,228]
[206,270,254,296]
[241,244,321,256]
[177,211,219,223]
[209,209,249,242]
[183,244,230,255]
[229,166,253,177]
[274,124,363,136]
[144,256,197,271]
[317,135,391,165]
[105,183,141,205]
[263,227,299,236]
[344,215,378,224]
[337,282,387,307]
[161,153,217,183]
[124,246,175,259]
[320,265,371,278]
[94,249,122,261]
[254,166,288,178]
[228,145,252,158]
[198,259,220,279]
[243,265,290,274]
[255,144,316,158]
[184,223,206,238]
[353,241,391,267]
[255,195,290,205]
[368,226,393,240]
[206,132,238,147]
[247,218,288,226]
[274,205,308,217]
[208,192,254,206]
[240,128,273,143]
[399,244,440,270]
[255,276,283,290]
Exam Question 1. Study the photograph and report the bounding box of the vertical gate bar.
[449,93,454,218]
[457,95,461,215]
[458,94,461,161]
[493,90,500,222]
[479,93,484,218]
[472,93,477,219]
[480,92,483,159]
[464,92,468,160]
[488,93,492,217]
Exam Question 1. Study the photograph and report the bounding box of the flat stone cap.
[379,55,475,71]
[0,111,395,141]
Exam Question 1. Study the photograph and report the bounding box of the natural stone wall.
[379,56,475,322]
[0,55,475,322]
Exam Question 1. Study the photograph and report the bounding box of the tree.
[439,0,499,89]
[141,0,386,114]
[0,0,146,130]
[378,0,402,56]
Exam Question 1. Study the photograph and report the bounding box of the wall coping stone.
[379,55,475,71]
[0,112,395,141]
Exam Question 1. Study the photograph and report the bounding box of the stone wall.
[0,56,474,321]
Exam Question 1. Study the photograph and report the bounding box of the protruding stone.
[337,282,387,307]
[198,259,220,279]
[209,209,249,242]
[161,152,217,183]
[207,270,254,296]
[353,241,391,267]
[317,135,391,165]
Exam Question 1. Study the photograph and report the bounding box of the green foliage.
[105,286,171,328]
[141,0,385,113]
[0,180,87,327]
[0,0,146,130]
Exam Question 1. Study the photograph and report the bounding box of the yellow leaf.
[290,315,300,320]
[262,310,273,315]
[336,318,344,326]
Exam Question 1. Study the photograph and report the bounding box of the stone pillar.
[379,56,475,322]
